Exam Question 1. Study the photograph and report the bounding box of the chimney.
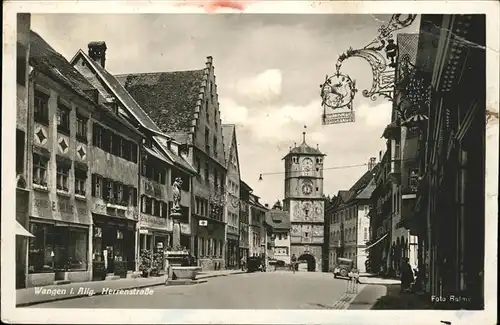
[368,157,377,171]
[88,41,107,68]
[206,56,213,68]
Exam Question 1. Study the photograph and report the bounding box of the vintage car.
[247,256,264,273]
[333,257,354,278]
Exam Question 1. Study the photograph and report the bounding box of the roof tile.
[115,70,205,134]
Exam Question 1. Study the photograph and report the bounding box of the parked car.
[333,257,354,279]
[247,256,263,273]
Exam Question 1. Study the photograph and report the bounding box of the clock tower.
[282,131,325,272]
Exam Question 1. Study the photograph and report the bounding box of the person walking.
[240,256,246,271]
[291,254,297,274]
[400,257,414,293]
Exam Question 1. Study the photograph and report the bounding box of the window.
[91,174,103,198]
[141,196,147,213]
[76,115,88,142]
[204,162,210,185]
[304,232,309,238]
[205,128,210,153]
[34,91,49,124]
[57,104,71,134]
[75,169,87,196]
[283,233,288,239]
[93,123,103,148]
[292,157,299,164]
[195,156,201,175]
[115,183,123,203]
[16,129,25,174]
[55,163,69,192]
[213,136,217,157]
[17,42,27,85]
[104,179,113,201]
[364,227,368,241]
[205,100,209,122]
[33,154,48,186]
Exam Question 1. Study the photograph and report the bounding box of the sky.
[31,13,420,206]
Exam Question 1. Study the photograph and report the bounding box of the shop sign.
[180,223,191,235]
[139,214,168,230]
[32,193,90,224]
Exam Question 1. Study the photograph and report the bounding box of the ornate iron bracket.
[320,14,418,125]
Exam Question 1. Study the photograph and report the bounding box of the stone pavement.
[347,284,387,310]
[358,276,401,285]
[16,269,245,307]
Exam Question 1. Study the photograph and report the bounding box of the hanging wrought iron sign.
[320,72,357,124]
[320,14,418,125]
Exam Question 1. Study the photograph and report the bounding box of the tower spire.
[302,125,307,143]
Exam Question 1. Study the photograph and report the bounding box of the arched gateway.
[298,253,316,272]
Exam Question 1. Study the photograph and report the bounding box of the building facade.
[70,42,196,276]
[327,161,377,273]
[15,13,32,289]
[222,124,241,269]
[404,15,486,309]
[249,193,267,257]
[282,134,325,272]
[24,30,144,287]
[264,206,291,266]
[239,181,251,264]
[116,57,227,270]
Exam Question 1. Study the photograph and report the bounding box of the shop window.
[56,163,70,192]
[75,168,87,196]
[76,115,88,143]
[34,91,49,124]
[28,224,88,273]
[57,104,71,135]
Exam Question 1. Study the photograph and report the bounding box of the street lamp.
[320,14,424,125]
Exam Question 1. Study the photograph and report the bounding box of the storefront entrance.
[92,215,136,279]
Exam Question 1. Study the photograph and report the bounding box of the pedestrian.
[400,257,414,293]
[291,254,297,273]
[240,256,246,271]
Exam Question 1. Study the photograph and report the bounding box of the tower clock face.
[302,184,313,195]
[302,158,313,173]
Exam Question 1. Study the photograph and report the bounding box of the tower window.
[292,157,299,164]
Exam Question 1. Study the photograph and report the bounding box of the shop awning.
[364,233,388,251]
[16,221,34,237]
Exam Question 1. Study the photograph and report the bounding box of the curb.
[16,271,245,308]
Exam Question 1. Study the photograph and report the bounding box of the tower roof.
[282,129,325,159]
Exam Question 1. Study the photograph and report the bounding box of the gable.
[71,50,162,133]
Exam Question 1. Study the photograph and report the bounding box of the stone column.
[173,221,181,249]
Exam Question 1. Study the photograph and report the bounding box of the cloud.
[232,69,283,101]
[219,97,249,125]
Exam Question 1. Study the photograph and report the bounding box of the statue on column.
[172,177,183,216]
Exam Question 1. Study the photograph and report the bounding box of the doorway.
[298,253,316,272]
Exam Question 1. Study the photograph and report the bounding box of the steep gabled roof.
[70,49,162,134]
[31,31,143,137]
[265,210,291,230]
[115,69,205,134]
[153,136,197,175]
[30,31,95,96]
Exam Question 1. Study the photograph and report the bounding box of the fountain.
[164,178,202,285]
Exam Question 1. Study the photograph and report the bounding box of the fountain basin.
[171,266,201,280]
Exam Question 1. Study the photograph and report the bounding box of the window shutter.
[133,188,138,206]
[102,178,109,200]
[123,185,130,204]
[91,174,96,197]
